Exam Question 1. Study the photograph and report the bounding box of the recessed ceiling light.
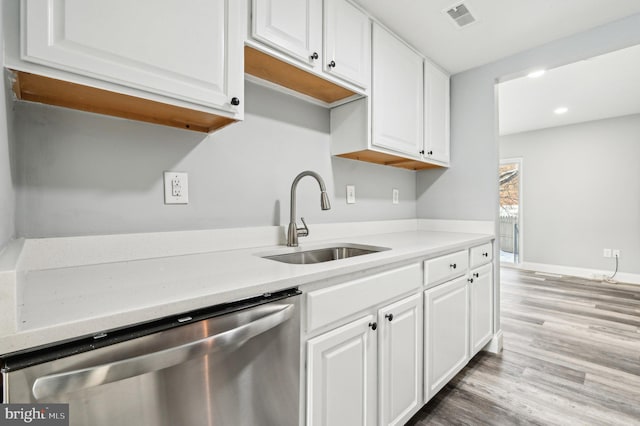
[527,69,546,78]
[554,107,568,115]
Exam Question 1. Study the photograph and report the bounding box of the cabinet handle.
[468,278,474,283]
[483,252,489,257]
[419,150,425,155]
[473,272,479,278]
[310,52,319,60]
[328,60,336,68]
[230,97,240,106]
[369,322,377,331]
[428,150,433,155]
[449,263,457,269]
[385,313,394,322]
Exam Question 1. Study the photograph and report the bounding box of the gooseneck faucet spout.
[287,171,331,247]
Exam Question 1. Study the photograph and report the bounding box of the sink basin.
[262,244,390,265]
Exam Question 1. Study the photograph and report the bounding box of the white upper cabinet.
[324,0,371,89]
[21,0,244,114]
[252,0,323,68]
[371,23,424,158]
[423,59,450,165]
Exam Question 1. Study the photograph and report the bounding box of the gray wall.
[0,1,16,250]
[501,114,640,274]
[417,14,640,224]
[14,81,416,238]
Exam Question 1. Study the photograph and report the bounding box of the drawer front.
[307,263,422,332]
[423,250,468,286]
[470,242,493,268]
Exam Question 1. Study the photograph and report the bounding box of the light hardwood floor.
[407,267,640,425]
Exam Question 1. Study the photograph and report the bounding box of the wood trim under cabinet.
[11,70,237,133]
[244,46,356,104]
[337,150,443,171]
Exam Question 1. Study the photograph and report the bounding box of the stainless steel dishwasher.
[1,288,301,426]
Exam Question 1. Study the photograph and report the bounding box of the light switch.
[392,189,399,204]
[346,185,356,204]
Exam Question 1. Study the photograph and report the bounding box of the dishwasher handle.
[32,303,294,400]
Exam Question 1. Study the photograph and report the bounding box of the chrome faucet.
[287,171,331,247]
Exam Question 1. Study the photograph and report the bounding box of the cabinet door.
[307,316,377,426]
[372,24,423,157]
[378,294,422,426]
[324,0,370,89]
[424,276,470,402]
[252,0,322,67]
[423,60,450,164]
[470,264,493,355]
[22,0,244,113]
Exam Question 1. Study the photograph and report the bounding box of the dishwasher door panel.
[3,295,300,426]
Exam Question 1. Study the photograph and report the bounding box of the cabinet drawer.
[307,263,421,332]
[423,250,468,287]
[470,242,493,268]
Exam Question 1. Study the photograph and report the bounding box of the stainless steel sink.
[261,244,390,265]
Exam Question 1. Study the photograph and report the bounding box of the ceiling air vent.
[445,3,476,28]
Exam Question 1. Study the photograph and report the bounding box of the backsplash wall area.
[13,81,416,238]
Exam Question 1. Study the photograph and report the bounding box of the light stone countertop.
[1,229,493,355]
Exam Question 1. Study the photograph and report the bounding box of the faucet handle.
[298,217,309,237]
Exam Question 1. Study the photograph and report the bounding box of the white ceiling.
[498,44,640,135]
[352,0,640,74]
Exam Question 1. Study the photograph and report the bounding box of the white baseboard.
[518,261,640,285]
[483,330,503,354]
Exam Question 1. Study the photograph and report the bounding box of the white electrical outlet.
[603,248,611,258]
[612,249,621,258]
[346,185,356,204]
[164,171,189,204]
[392,189,399,204]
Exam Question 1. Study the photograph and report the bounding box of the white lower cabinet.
[470,263,493,355]
[424,275,470,402]
[306,293,423,426]
[378,293,422,426]
[306,245,494,423]
[307,315,377,426]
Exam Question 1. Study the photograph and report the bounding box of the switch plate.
[164,172,189,204]
[603,248,611,258]
[612,249,621,258]
[346,185,356,204]
[392,189,399,204]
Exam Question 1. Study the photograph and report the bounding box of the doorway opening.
[499,158,522,264]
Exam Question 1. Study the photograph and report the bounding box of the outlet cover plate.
[164,171,189,204]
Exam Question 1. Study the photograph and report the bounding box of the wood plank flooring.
[407,267,640,425]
